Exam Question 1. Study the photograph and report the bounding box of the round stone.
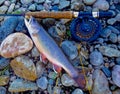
[90,51,104,66]
[83,0,96,5]
[72,88,84,94]
[109,33,117,43]
[0,33,33,58]
[0,87,6,94]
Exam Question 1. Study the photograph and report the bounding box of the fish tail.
[73,73,86,89]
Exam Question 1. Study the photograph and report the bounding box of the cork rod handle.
[25,11,74,19]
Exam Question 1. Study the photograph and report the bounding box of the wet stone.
[61,74,75,87]
[48,72,58,79]
[59,1,70,10]
[10,55,37,81]
[61,40,78,60]
[107,26,120,34]
[36,76,48,90]
[7,3,15,13]
[20,0,33,4]
[89,51,104,66]
[0,87,6,94]
[0,33,33,58]
[53,86,61,94]
[99,46,120,57]
[71,1,84,11]
[100,27,112,38]
[101,67,111,77]
[0,0,5,5]
[109,33,117,43]
[117,35,120,43]
[0,75,9,86]
[72,88,84,94]
[112,65,120,87]
[107,18,117,25]
[28,4,36,11]
[83,0,96,5]
[36,4,44,10]
[116,57,120,65]
[34,0,44,3]
[8,79,38,92]
[31,47,40,57]
[0,57,9,69]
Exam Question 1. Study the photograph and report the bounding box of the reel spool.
[70,16,102,42]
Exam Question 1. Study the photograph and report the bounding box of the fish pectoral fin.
[53,64,62,73]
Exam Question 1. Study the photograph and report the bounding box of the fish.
[24,16,86,89]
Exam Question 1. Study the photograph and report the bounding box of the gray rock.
[107,26,120,34]
[61,40,78,60]
[0,17,19,42]
[112,65,120,87]
[28,4,36,11]
[118,35,120,43]
[59,1,70,9]
[0,87,6,94]
[0,0,5,5]
[99,46,120,57]
[115,13,120,22]
[61,74,75,86]
[71,1,84,11]
[92,70,112,94]
[116,57,120,65]
[0,57,10,69]
[100,28,112,38]
[93,0,109,11]
[36,77,48,90]
[53,0,59,5]
[20,0,33,4]
[36,4,44,10]
[7,3,15,13]
[83,0,96,5]
[0,5,8,14]
[4,1,11,6]
[107,18,117,25]
[72,88,84,94]
[31,47,40,57]
[109,33,117,43]
[8,79,38,92]
[53,86,61,94]
[90,51,104,66]
[34,0,44,3]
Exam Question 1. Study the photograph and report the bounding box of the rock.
[109,33,117,43]
[0,0,5,5]
[13,7,26,14]
[0,33,33,58]
[72,88,84,94]
[52,5,59,11]
[61,40,78,60]
[31,47,40,57]
[20,0,33,4]
[0,17,19,42]
[92,70,112,94]
[116,57,120,65]
[0,57,9,69]
[53,86,61,94]
[53,0,59,5]
[36,4,44,10]
[42,18,55,28]
[101,67,111,77]
[107,26,120,34]
[99,46,120,57]
[0,76,9,86]
[112,65,120,87]
[10,55,37,81]
[83,0,96,5]
[28,4,36,11]
[117,35,120,43]
[93,0,109,11]
[0,87,6,94]
[4,1,11,6]
[8,79,38,92]
[107,18,117,25]
[112,89,120,94]
[71,1,84,11]
[0,5,8,21]
[89,51,104,66]
[48,72,58,79]
[59,1,70,10]
[7,3,15,13]
[34,0,44,3]
[36,61,45,78]
[115,13,120,22]
[36,77,48,90]
[100,28,112,38]
[61,74,75,86]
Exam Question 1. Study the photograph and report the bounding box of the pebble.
[0,57,9,69]
[89,51,104,66]
[4,1,11,6]
[61,40,78,60]
[99,46,120,57]
[53,0,59,5]
[107,18,117,25]
[34,0,44,3]
[115,13,120,22]
[61,74,75,86]
[71,1,84,11]
[116,57,120,65]
[36,77,48,90]
[109,33,117,43]
[8,79,38,92]
[0,0,5,5]
[83,0,96,5]
[48,72,58,79]
[117,35,120,43]
[53,86,61,94]
[72,88,83,94]
[0,33,33,58]
[101,67,111,77]
[20,0,33,4]
[0,17,19,42]
[93,0,109,11]
[0,5,8,21]
[7,3,15,13]
[28,4,36,11]
[36,4,44,10]
[0,76,9,86]
[112,65,120,87]
[0,87,6,94]
[107,26,120,34]
[31,47,40,57]
[92,70,112,94]
[59,1,70,10]
[100,27,112,38]
[10,55,37,81]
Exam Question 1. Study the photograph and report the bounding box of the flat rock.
[99,46,120,57]
[112,65,120,87]
[92,70,112,94]
[0,33,33,58]
[8,79,38,92]
[0,76,9,86]
[10,55,37,81]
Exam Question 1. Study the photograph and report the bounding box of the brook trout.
[24,17,86,89]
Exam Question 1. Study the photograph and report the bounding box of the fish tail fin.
[73,73,86,89]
